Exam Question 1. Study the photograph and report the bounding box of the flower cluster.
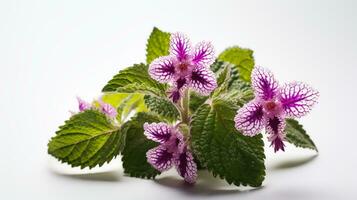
[76,97,117,118]
[149,32,217,102]
[234,66,319,152]
[144,122,197,183]
[47,28,321,188]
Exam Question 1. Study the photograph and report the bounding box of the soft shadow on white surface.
[53,170,121,182]
[270,154,317,170]
[154,171,264,197]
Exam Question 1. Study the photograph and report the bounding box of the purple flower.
[76,97,117,118]
[77,97,91,111]
[144,122,197,183]
[234,66,319,152]
[98,100,118,118]
[149,32,217,102]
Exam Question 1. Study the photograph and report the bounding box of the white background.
[0,0,356,199]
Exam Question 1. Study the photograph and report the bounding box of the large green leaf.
[144,95,179,122]
[48,110,125,169]
[146,27,170,64]
[191,98,265,187]
[101,63,167,97]
[285,119,318,151]
[218,47,255,82]
[121,112,161,178]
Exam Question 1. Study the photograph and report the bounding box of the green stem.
[180,88,190,125]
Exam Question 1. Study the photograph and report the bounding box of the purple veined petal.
[170,32,192,61]
[99,101,117,118]
[192,41,215,66]
[164,128,185,153]
[167,78,188,103]
[251,66,279,100]
[143,122,172,143]
[77,97,91,112]
[146,145,174,172]
[189,65,217,95]
[266,115,286,152]
[168,88,181,103]
[278,82,319,118]
[149,56,175,83]
[174,148,197,184]
[234,100,265,136]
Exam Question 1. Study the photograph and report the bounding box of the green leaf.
[144,95,179,122]
[211,64,232,98]
[102,63,167,96]
[285,119,318,151]
[191,98,265,187]
[101,93,147,124]
[146,27,171,64]
[48,110,125,169]
[218,46,255,82]
[189,92,208,113]
[121,112,161,178]
[115,82,166,97]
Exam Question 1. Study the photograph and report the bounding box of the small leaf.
[285,119,318,151]
[189,92,208,113]
[144,95,179,122]
[146,27,171,64]
[218,47,255,82]
[211,64,232,98]
[121,112,161,178]
[191,98,265,187]
[101,93,147,124]
[48,110,125,169]
[102,63,167,96]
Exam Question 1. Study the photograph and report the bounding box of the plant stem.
[180,88,190,125]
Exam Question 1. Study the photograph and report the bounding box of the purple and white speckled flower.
[149,32,217,102]
[98,100,118,118]
[75,97,117,118]
[234,66,319,152]
[144,122,197,183]
[77,97,91,112]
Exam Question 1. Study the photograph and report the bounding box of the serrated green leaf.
[191,98,265,187]
[146,27,171,64]
[115,82,166,97]
[211,64,232,98]
[143,95,179,122]
[101,63,167,96]
[48,110,125,169]
[121,112,161,178]
[285,119,318,151]
[189,92,208,113]
[218,47,255,82]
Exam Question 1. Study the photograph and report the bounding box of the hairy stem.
[180,88,190,125]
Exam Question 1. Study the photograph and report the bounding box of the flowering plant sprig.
[48,27,319,188]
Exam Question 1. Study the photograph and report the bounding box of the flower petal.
[189,66,217,95]
[77,97,91,112]
[149,56,175,83]
[278,82,319,118]
[146,145,174,172]
[266,116,286,152]
[234,100,265,136]
[170,32,192,61]
[144,122,172,143]
[99,101,117,118]
[174,149,197,183]
[251,66,279,100]
[192,41,215,66]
